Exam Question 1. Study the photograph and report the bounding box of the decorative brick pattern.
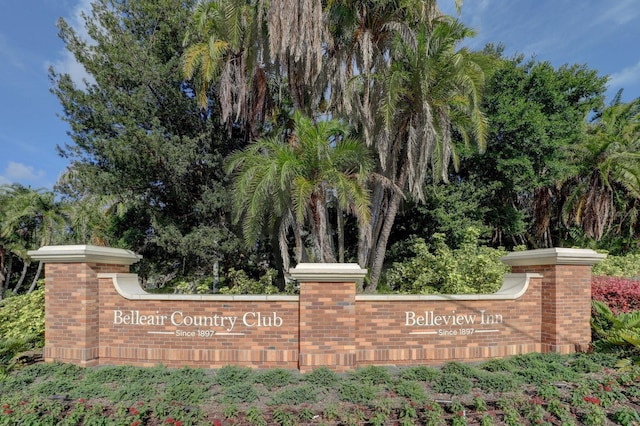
[299,281,356,372]
[31,245,603,371]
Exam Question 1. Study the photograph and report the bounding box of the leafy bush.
[0,287,45,342]
[399,365,439,381]
[0,287,45,376]
[348,365,392,385]
[303,366,341,387]
[385,228,509,294]
[592,276,640,314]
[393,380,428,403]
[218,268,280,295]
[268,384,318,405]
[223,382,260,403]
[591,300,640,365]
[475,371,522,392]
[215,364,254,387]
[433,373,472,395]
[254,368,298,389]
[337,381,379,404]
[592,252,640,277]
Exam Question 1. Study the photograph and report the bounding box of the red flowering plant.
[592,276,640,314]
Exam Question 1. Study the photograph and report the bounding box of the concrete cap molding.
[288,263,367,283]
[501,247,606,267]
[28,245,142,265]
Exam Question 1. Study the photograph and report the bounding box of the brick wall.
[97,275,299,369]
[30,245,604,371]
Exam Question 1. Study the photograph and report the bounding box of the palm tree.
[226,112,372,270]
[0,186,70,293]
[344,17,490,290]
[563,92,640,242]
[183,0,487,290]
[182,0,267,137]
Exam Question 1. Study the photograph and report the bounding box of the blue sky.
[1,0,639,189]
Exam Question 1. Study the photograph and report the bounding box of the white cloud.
[608,61,640,90]
[595,0,640,26]
[47,0,95,87]
[3,162,46,182]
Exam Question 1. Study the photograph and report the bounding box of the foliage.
[475,371,522,393]
[253,368,298,389]
[303,366,340,388]
[267,384,318,405]
[433,373,472,395]
[398,365,439,381]
[592,276,640,314]
[592,251,640,277]
[0,287,44,342]
[591,300,640,365]
[226,111,373,268]
[1,352,640,423]
[51,0,252,284]
[461,50,608,249]
[347,365,392,385]
[563,94,640,246]
[214,364,254,387]
[217,268,281,295]
[223,382,260,403]
[385,227,508,294]
[337,381,379,404]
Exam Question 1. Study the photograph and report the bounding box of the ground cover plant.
[1,352,640,425]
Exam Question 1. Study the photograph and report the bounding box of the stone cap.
[288,263,367,283]
[28,245,141,265]
[501,248,606,267]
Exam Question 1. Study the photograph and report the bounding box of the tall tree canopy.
[182,0,485,291]
[458,52,608,249]
[51,0,253,282]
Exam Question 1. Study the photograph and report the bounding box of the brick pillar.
[501,248,605,354]
[28,245,141,366]
[289,263,366,373]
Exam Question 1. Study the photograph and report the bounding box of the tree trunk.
[365,188,404,292]
[28,261,43,293]
[0,247,5,301]
[337,210,344,263]
[13,260,28,294]
[362,169,407,292]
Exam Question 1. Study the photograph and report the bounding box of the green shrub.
[223,382,259,403]
[441,361,481,378]
[254,368,298,389]
[475,371,522,393]
[0,287,45,342]
[337,381,379,404]
[591,300,640,365]
[303,366,341,387]
[348,365,392,385]
[268,384,318,405]
[592,252,640,277]
[215,364,254,387]
[385,228,509,294]
[393,380,428,403]
[218,268,280,294]
[399,365,439,381]
[433,373,472,395]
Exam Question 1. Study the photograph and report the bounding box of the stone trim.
[28,245,141,265]
[501,248,606,266]
[100,273,299,302]
[288,263,367,283]
[357,273,541,301]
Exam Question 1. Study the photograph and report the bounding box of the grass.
[0,352,639,425]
